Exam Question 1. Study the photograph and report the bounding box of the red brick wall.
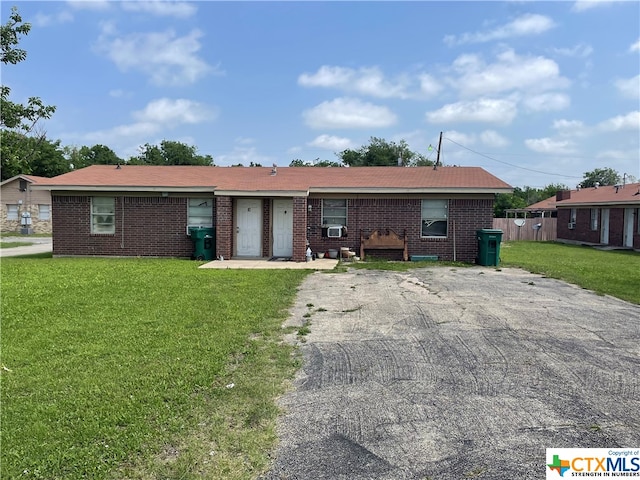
[52,195,193,257]
[53,193,499,262]
[306,196,494,262]
[557,207,640,247]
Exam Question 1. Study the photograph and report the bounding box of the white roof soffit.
[308,187,513,194]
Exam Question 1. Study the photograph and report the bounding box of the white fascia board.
[558,200,640,207]
[214,190,309,197]
[308,187,512,194]
[32,185,216,193]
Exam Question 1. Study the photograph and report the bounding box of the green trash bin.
[189,227,215,261]
[476,229,503,266]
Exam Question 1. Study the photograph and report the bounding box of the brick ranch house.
[555,183,640,249]
[32,165,512,262]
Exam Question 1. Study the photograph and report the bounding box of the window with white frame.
[39,204,50,221]
[570,208,577,223]
[188,198,214,227]
[91,197,115,234]
[322,199,347,226]
[590,208,598,231]
[422,199,448,237]
[7,204,19,220]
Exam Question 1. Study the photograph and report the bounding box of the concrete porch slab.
[198,258,340,269]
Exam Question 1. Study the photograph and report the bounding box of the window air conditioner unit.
[568,222,576,230]
[327,226,343,238]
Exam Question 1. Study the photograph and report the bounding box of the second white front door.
[236,199,262,257]
[273,199,293,257]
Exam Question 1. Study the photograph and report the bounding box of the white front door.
[273,199,293,257]
[623,208,634,248]
[236,199,262,256]
[600,208,610,244]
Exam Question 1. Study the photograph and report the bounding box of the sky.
[2,0,639,188]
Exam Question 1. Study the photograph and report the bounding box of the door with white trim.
[623,208,634,248]
[600,208,609,244]
[273,199,293,257]
[236,199,262,256]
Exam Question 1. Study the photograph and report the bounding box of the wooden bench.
[360,229,408,261]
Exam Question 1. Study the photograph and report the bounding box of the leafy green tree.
[128,140,214,166]
[337,137,433,167]
[1,6,56,178]
[289,158,341,167]
[78,144,122,168]
[580,168,621,188]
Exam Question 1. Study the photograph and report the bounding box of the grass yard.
[500,241,640,304]
[0,241,34,248]
[1,257,309,479]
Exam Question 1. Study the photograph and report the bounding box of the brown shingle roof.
[557,183,640,207]
[33,165,512,193]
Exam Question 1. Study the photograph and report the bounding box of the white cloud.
[552,43,594,58]
[425,98,517,125]
[66,1,111,11]
[614,75,640,99]
[298,65,440,99]
[121,1,197,18]
[597,111,640,131]
[443,13,555,46]
[452,49,570,97]
[132,98,216,125]
[552,119,588,136]
[572,0,619,12]
[95,27,221,86]
[108,89,132,98]
[524,138,578,155]
[480,130,509,148]
[303,97,397,129]
[630,39,640,52]
[33,10,74,27]
[308,134,354,151]
[81,98,216,147]
[522,93,571,112]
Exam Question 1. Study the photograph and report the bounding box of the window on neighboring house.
[39,204,50,221]
[188,198,214,227]
[7,204,19,220]
[422,199,448,237]
[322,199,347,226]
[91,197,115,234]
[570,208,577,223]
[590,208,598,231]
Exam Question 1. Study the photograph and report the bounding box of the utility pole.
[434,131,443,170]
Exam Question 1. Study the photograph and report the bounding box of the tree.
[337,137,433,167]
[580,168,620,188]
[1,6,56,178]
[128,140,214,166]
[289,158,342,167]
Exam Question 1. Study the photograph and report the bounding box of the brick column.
[292,197,308,262]
[216,196,233,260]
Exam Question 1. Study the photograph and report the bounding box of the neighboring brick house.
[33,165,512,262]
[555,183,640,249]
[0,174,53,233]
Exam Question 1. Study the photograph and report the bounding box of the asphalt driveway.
[262,266,640,480]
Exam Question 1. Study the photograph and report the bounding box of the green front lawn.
[500,241,640,304]
[1,258,309,479]
[0,241,34,248]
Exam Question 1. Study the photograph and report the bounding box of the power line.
[443,137,583,179]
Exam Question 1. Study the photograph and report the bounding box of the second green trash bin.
[189,227,215,261]
[476,229,503,266]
